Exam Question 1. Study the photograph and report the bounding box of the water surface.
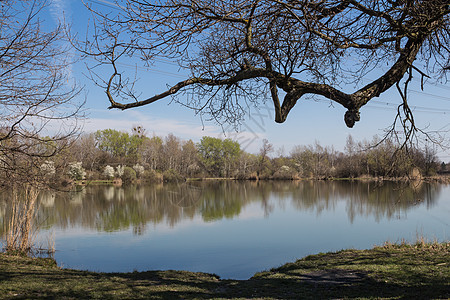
[1,181,449,279]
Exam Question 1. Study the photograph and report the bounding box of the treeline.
[45,128,442,184]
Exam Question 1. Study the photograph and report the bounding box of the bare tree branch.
[0,0,84,186]
[80,0,450,134]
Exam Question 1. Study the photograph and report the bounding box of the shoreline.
[1,241,448,299]
[73,174,450,186]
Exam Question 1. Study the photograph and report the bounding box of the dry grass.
[4,186,39,254]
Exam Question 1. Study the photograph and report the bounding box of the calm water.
[1,181,449,279]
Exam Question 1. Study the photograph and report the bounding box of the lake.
[1,180,449,279]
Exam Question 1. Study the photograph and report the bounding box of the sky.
[45,0,450,160]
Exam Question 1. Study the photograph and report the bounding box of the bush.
[272,165,300,180]
[162,169,185,182]
[142,169,163,183]
[103,165,115,179]
[67,162,86,180]
[40,161,56,176]
[116,165,125,178]
[122,167,136,184]
[85,170,101,180]
[133,164,145,178]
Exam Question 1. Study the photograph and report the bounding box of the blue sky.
[47,0,450,160]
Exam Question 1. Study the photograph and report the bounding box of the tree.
[162,134,182,172]
[116,165,125,178]
[82,0,449,139]
[140,136,163,170]
[0,0,82,254]
[133,164,145,178]
[94,129,144,162]
[0,0,82,184]
[197,137,241,177]
[222,139,242,177]
[67,162,86,181]
[103,165,115,179]
[257,139,274,178]
[181,140,200,177]
[68,133,104,171]
[122,166,137,184]
[344,135,364,178]
[237,152,258,178]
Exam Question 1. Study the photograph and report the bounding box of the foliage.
[116,165,125,178]
[122,167,137,184]
[197,137,241,177]
[67,133,104,172]
[161,134,182,172]
[140,136,163,170]
[132,164,145,178]
[162,169,184,182]
[67,162,86,181]
[142,169,163,183]
[181,140,200,176]
[291,143,335,179]
[40,161,56,177]
[103,165,115,179]
[95,129,144,162]
[56,132,442,181]
[256,139,274,178]
[272,165,299,180]
[60,132,444,180]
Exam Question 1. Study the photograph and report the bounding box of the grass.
[0,242,448,299]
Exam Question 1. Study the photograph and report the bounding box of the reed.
[4,185,40,255]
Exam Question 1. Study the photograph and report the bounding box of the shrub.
[272,165,300,180]
[142,169,163,183]
[163,169,185,182]
[103,165,115,179]
[116,165,125,178]
[133,164,145,178]
[67,162,86,180]
[40,161,56,176]
[122,167,137,184]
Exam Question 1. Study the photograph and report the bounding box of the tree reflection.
[0,181,444,236]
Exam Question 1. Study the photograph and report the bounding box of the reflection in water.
[0,180,442,236]
[1,181,447,279]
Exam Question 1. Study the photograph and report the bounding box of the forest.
[26,127,443,186]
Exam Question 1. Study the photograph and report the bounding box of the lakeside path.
[1,243,448,299]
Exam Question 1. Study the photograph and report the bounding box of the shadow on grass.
[1,248,449,299]
[238,268,449,299]
[4,268,448,299]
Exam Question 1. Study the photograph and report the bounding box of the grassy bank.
[1,242,448,299]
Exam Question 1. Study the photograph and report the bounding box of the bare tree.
[1,0,83,184]
[81,0,449,138]
[257,139,273,178]
[162,134,182,172]
[141,135,163,170]
[68,133,103,172]
[0,0,83,253]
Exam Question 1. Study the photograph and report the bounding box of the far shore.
[72,174,450,186]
